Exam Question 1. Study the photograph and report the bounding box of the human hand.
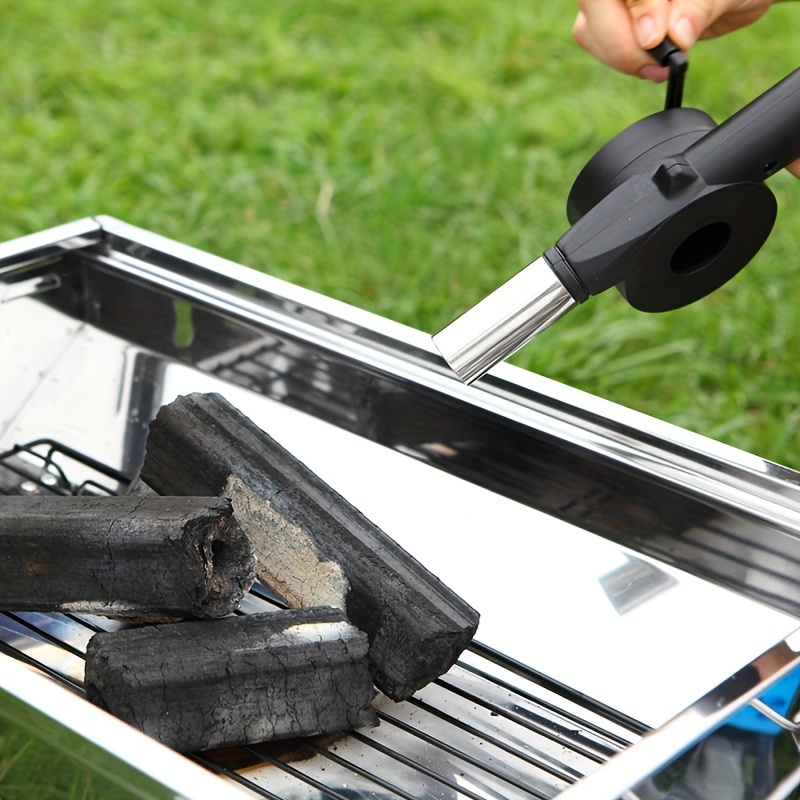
[573,0,800,177]
[573,0,781,79]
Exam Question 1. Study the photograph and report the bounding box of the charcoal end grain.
[0,495,255,619]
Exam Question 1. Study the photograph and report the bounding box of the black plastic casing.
[555,68,800,312]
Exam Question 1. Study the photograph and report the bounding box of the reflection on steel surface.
[0,655,252,800]
[599,556,678,616]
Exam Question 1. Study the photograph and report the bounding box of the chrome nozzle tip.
[432,255,576,384]
[432,335,483,385]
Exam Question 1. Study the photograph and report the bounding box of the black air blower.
[434,43,800,384]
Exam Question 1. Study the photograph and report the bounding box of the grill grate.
[0,440,641,799]
[3,215,800,797]
[0,440,124,497]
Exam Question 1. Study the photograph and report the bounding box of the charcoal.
[0,495,254,619]
[84,607,378,752]
[140,392,480,700]
[124,475,158,497]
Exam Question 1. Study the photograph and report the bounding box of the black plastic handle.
[647,38,684,67]
[647,37,688,110]
[685,68,800,184]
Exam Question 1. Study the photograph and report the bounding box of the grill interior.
[0,441,642,800]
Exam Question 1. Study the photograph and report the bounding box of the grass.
[0,715,148,800]
[2,0,799,468]
[1,1,799,795]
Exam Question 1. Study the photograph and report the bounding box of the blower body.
[433,66,800,384]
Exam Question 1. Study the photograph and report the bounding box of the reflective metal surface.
[432,254,576,383]
[2,290,797,729]
[2,217,800,799]
[560,635,800,799]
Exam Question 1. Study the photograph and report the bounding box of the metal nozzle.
[432,254,576,384]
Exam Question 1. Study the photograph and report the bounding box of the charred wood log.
[84,606,378,752]
[140,392,480,701]
[124,475,157,497]
[0,495,254,619]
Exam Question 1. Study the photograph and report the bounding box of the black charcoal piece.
[0,495,254,619]
[140,392,480,701]
[84,607,378,751]
[124,475,157,497]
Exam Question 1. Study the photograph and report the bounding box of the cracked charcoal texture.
[84,607,378,751]
[0,495,254,619]
[140,392,480,700]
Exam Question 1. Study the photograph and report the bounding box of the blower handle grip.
[647,37,688,110]
[685,67,800,185]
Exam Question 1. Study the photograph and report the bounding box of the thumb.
[625,0,672,49]
[667,0,723,49]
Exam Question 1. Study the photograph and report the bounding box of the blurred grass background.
[0,1,799,794]
[2,0,799,467]
[0,715,156,800]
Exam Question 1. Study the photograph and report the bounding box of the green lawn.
[0,721,151,800]
[2,0,799,468]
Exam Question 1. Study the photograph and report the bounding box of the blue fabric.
[727,668,800,734]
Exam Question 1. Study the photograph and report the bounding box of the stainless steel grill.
[2,217,800,800]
